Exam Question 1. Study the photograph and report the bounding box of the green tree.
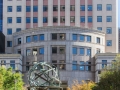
[0,67,24,90]
[92,54,120,90]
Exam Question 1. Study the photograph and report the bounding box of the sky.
[119,0,120,27]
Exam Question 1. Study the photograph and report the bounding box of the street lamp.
[86,79,90,90]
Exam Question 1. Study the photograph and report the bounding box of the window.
[72,61,77,70]
[16,28,21,32]
[7,28,12,35]
[43,17,48,23]
[86,62,91,71]
[80,5,85,11]
[33,6,38,12]
[52,47,57,54]
[97,16,102,22]
[7,6,12,12]
[16,17,21,23]
[43,5,48,11]
[33,48,37,55]
[52,33,57,40]
[80,61,85,70]
[88,16,92,22]
[59,33,65,40]
[18,38,21,44]
[107,40,112,46]
[106,4,112,11]
[26,49,31,56]
[7,17,12,23]
[106,16,112,22]
[80,16,85,23]
[39,48,44,55]
[80,48,84,55]
[18,49,21,54]
[96,37,100,44]
[33,17,38,23]
[80,35,85,41]
[53,17,58,23]
[70,16,75,23]
[7,41,12,47]
[97,27,102,31]
[10,60,15,69]
[26,6,31,12]
[72,47,77,55]
[26,66,30,71]
[59,60,65,70]
[97,4,102,11]
[17,6,21,12]
[102,60,107,68]
[26,17,31,23]
[88,5,92,11]
[60,5,65,11]
[60,17,65,23]
[87,48,91,56]
[59,47,65,54]
[72,34,77,40]
[96,48,100,54]
[106,27,112,34]
[70,5,75,11]
[52,60,57,67]
[33,35,38,41]
[1,60,6,66]
[53,5,58,11]
[87,36,91,42]
[40,34,44,41]
[26,36,31,43]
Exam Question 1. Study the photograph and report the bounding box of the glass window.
[26,36,31,43]
[16,28,21,32]
[18,38,21,44]
[7,6,12,12]
[16,17,21,23]
[97,4,102,11]
[33,17,38,23]
[7,28,12,35]
[59,60,66,70]
[53,5,58,11]
[72,61,77,70]
[106,27,112,34]
[60,5,65,11]
[33,6,38,12]
[60,17,65,23]
[96,48,100,54]
[97,27,102,31]
[88,16,92,22]
[97,16,102,22]
[80,48,84,55]
[70,5,75,11]
[40,34,44,41]
[80,5,85,11]
[106,4,112,11]
[88,5,92,11]
[10,60,15,69]
[96,37,100,44]
[106,16,112,22]
[87,36,91,42]
[26,49,31,56]
[43,5,48,11]
[59,47,65,54]
[39,48,44,55]
[86,66,91,71]
[52,47,57,54]
[52,33,57,40]
[102,60,107,68]
[26,6,31,12]
[43,17,48,23]
[33,35,38,41]
[80,61,85,70]
[70,16,75,23]
[18,49,21,54]
[17,6,21,12]
[59,33,65,40]
[72,34,77,40]
[107,40,112,46]
[80,16,85,23]
[72,47,77,55]
[87,49,91,56]
[7,17,12,23]
[53,17,58,23]
[80,35,85,41]
[7,41,12,47]
[26,17,31,23]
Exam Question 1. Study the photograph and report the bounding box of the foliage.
[0,67,24,90]
[68,80,95,90]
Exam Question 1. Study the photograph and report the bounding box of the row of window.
[97,27,112,34]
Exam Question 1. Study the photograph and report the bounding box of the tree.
[0,67,24,90]
[92,54,120,90]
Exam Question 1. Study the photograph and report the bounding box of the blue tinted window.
[106,16,112,22]
[96,37,100,43]
[107,40,112,46]
[80,48,84,55]
[72,61,77,70]
[16,17,21,23]
[7,17,12,23]
[88,16,92,22]
[7,28,12,35]
[43,17,48,23]
[26,17,31,23]
[17,6,21,12]
[26,6,31,12]
[10,60,15,69]
[43,6,48,11]
[72,47,77,54]
[80,16,85,23]
[88,5,92,11]
[33,17,38,23]
[87,49,91,56]
[102,60,107,68]
[39,48,44,54]
[33,6,38,12]
[40,34,44,41]
[26,49,31,56]
[7,41,12,47]
[97,4,102,11]
[33,35,38,41]
[80,35,85,41]
[80,5,85,11]
[97,27,102,31]
[97,16,102,22]
[7,6,12,12]
[87,36,91,42]
[106,4,112,11]
[16,28,21,32]
[106,27,112,34]
[80,61,85,70]
[26,36,31,43]
[72,34,77,40]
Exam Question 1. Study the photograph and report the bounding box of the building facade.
[0,32,5,53]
